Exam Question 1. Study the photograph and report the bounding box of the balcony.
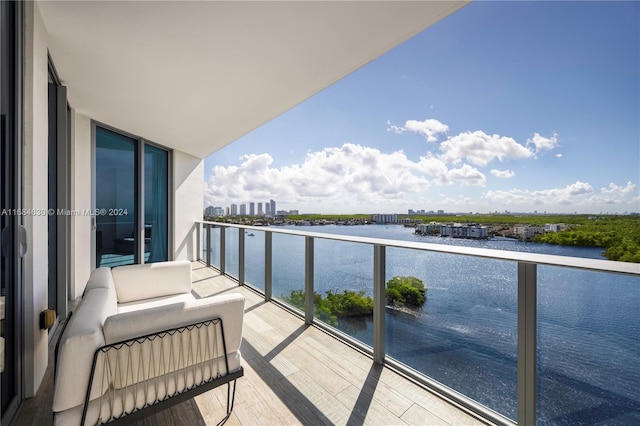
[14,222,638,425]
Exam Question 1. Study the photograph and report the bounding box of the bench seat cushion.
[117,292,195,314]
[104,293,244,353]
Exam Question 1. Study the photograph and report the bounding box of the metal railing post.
[265,231,272,301]
[518,262,537,426]
[219,225,226,274]
[373,244,386,365]
[205,224,211,267]
[197,222,201,262]
[305,236,314,325]
[238,227,245,285]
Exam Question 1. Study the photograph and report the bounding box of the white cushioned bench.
[53,261,244,425]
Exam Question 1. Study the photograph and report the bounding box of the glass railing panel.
[224,227,239,279]
[386,247,518,421]
[244,229,265,291]
[537,266,640,424]
[272,233,305,311]
[313,238,373,345]
[207,225,221,269]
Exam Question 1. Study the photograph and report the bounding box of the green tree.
[386,276,427,308]
[533,216,640,262]
[282,289,373,327]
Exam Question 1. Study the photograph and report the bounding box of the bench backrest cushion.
[111,260,192,303]
[53,287,118,412]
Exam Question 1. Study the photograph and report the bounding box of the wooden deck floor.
[15,262,489,426]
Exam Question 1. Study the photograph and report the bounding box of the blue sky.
[205,1,639,215]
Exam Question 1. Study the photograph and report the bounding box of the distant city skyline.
[204,1,639,215]
[205,199,295,217]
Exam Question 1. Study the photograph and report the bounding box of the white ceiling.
[38,1,468,159]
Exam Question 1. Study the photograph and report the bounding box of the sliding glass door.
[95,127,137,267]
[94,126,169,268]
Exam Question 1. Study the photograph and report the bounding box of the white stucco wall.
[22,1,49,397]
[173,151,204,261]
[70,112,92,300]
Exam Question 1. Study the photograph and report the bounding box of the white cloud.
[387,121,406,135]
[527,132,559,153]
[490,169,515,179]
[204,143,493,209]
[484,180,640,211]
[601,181,637,194]
[556,153,563,158]
[387,118,448,142]
[388,118,561,167]
[445,164,486,186]
[439,131,532,166]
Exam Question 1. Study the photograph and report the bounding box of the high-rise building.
[204,206,215,217]
[213,207,224,216]
[265,202,271,215]
[230,203,238,215]
[239,204,246,215]
[257,202,263,215]
[249,202,255,216]
[270,199,276,215]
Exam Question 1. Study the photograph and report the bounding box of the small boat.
[247,232,255,236]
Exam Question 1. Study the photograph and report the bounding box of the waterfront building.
[440,223,487,239]
[398,218,418,225]
[514,225,545,239]
[204,206,215,217]
[257,202,263,215]
[239,204,247,216]
[545,223,564,232]
[213,207,224,217]
[270,199,276,216]
[371,213,398,224]
[416,222,440,235]
[230,203,238,216]
[249,202,255,216]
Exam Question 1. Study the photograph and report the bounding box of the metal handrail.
[197,220,639,276]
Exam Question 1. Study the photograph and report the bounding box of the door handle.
[0,225,7,256]
[18,224,27,257]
